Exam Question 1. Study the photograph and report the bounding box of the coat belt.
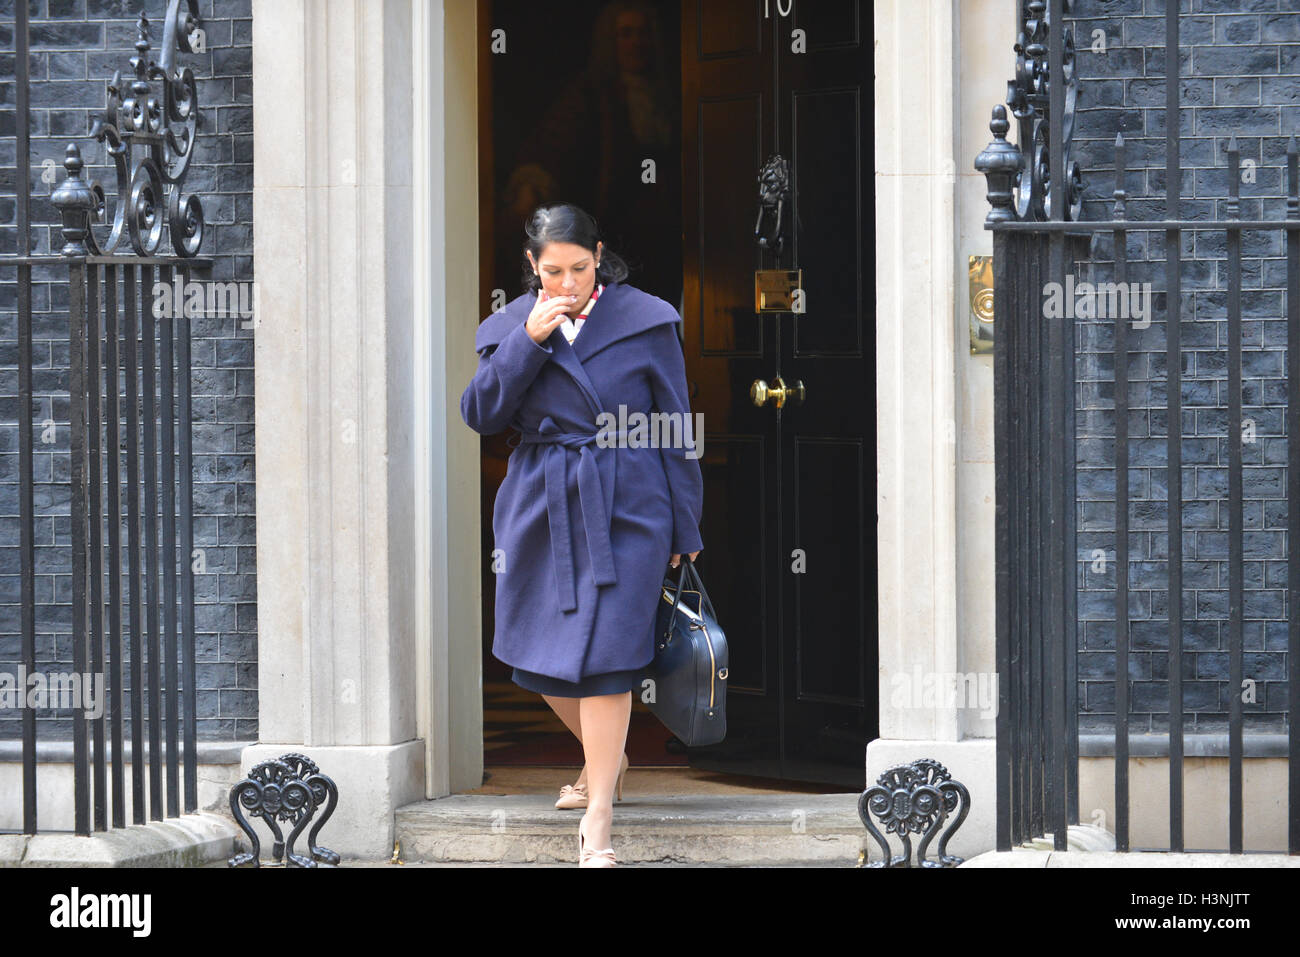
[515,418,627,612]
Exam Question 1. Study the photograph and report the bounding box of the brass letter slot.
[754,269,804,313]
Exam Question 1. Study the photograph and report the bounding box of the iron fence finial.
[975,105,1020,226]
[50,145,97,257]
[980,0,1082,223]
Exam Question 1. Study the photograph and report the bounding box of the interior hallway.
[477,677,846,796]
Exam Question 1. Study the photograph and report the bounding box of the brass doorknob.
[750,374,806,409]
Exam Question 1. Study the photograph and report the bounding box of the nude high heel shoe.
[555,752,629,809]
[577,813,617,867]
[555,782,587,809]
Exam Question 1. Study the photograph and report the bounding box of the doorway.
[475,0,877,788]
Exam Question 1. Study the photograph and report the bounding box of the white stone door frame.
[412,0,484,798]
[410,0,1010,807]
[249,0,480,859]
[249,0,1011,859]
[867,0,1011,856]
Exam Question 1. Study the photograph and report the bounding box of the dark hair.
[521,203,629,295]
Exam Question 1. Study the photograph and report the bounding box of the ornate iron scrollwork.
[277,753,342,866]
[975,0,1083,225]
[51,0,205,259]
[858,759,971,868]
[228,753,340,868]
[755,154,791,254]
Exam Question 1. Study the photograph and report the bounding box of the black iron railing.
[3,0,208,836]
[978,0,1300,854]
[976,0,1086,855]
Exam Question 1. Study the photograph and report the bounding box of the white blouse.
[558,283,604,344]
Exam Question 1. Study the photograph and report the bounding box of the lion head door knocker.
[858,759,971,868]
[755,154,791,255]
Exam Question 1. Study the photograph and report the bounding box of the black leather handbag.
[642,558,728,747]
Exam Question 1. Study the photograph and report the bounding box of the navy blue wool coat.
[460,281,705,682]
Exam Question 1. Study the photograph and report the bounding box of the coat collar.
[474,281,681,362]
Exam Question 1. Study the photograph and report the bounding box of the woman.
[460,204,703,866]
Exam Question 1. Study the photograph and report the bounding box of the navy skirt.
[511,665,643,698]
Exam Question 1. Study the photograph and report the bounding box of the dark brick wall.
[1069,0,1299,735]
[0,0,256,741]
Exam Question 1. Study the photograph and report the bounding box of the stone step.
[394,792,868,866]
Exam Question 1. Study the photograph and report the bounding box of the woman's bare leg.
[541,693,588,786]
[578,690,632,851]
[541,693,583,741]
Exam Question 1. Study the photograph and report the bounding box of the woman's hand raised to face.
[525,289,579,345]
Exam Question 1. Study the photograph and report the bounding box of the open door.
[680,0,877,787]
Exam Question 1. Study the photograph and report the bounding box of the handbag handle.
[664,556,715,634]
[679,557,718,624]
[664,559,690,634]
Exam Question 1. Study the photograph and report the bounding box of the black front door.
[680,0,876,788]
